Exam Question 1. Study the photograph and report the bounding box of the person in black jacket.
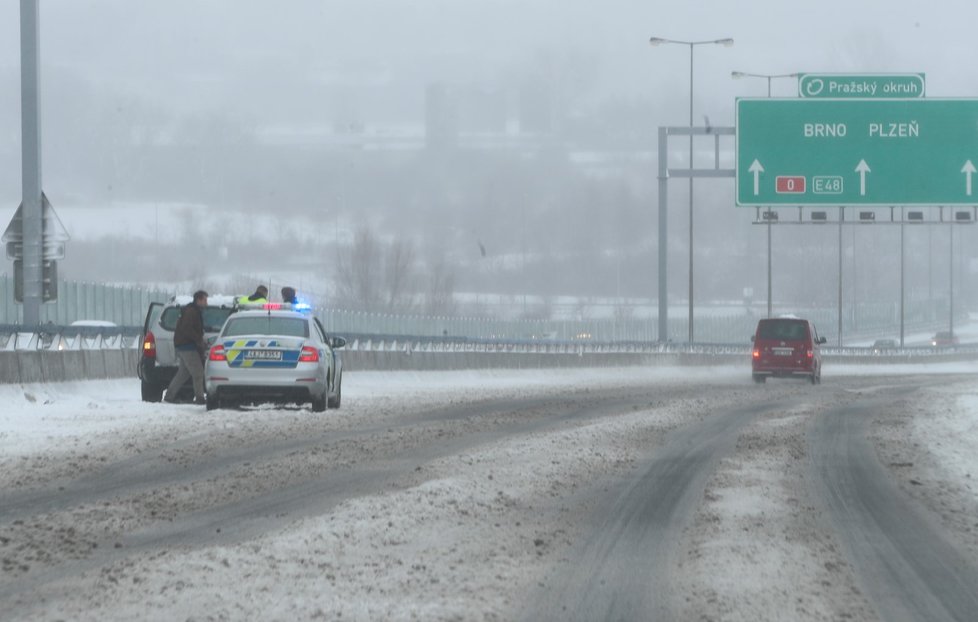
[281,286,297,304]
[164,290,209,405]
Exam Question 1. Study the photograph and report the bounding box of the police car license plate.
[772,347,793,356]
[245,350,282,361]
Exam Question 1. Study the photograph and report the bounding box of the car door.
[313,318,336,388]
[142,302,163,342]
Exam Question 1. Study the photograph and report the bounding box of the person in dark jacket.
[164,290,208,405]
[281,286,297,304]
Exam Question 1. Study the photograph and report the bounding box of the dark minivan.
[751,317,826,384]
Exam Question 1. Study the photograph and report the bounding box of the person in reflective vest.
[238,285,268,306]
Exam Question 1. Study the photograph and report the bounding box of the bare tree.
[384,236,417,312]
[423,255,458,315]
[334,227,381,310]
[333,226,419,312]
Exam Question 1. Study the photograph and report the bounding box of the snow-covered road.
[1,365,977,621]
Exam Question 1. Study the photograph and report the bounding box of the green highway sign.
[736,98,978,206]
[798,73,925,98]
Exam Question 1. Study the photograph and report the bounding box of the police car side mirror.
[330,336,347,349]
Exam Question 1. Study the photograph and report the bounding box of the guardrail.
[2,326,977,384]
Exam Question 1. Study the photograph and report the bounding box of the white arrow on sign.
[855,159,871,196]
[962,160,976,196]
[749,159,765,196]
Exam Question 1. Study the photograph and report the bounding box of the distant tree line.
[332,226,457,315]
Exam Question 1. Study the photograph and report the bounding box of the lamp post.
[649,37,733,343]
[731,71,799,319]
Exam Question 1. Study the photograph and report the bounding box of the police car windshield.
[222,317,309,338]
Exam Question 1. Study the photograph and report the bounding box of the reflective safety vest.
[237,295,267,306]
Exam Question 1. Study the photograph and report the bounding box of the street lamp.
[731,71,799,319]
[650,37,733,343]
[730,71,799,97]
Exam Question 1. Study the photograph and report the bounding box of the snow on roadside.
[872,378,978,561]
[4,364,978,621]
[919,386,978,486]
[22,372,709,621]
[0,366,744,472]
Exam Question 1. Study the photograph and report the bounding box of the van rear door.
[142,302,163,339]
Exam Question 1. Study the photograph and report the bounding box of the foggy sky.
[1,0,976,312]
[2,0,975,131]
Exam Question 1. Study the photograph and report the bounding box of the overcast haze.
[1,0,976,321]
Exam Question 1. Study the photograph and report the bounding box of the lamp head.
[648,37,665,46]
[717,38,735,47]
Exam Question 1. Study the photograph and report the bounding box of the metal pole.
[949,223,954,337]
[20,0,43,326]
[652,37,732,341]
[837,207,843,346]
[657,127,668,342]
[766,77,772,319]
[928,226,933,306]
[687,43,694,343]
[767,213,772,317]
[900,209,905,346]
[852,225,857,330]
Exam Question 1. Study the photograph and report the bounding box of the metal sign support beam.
[20,0,42,326]
[657,126,734,342]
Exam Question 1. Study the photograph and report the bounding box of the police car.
[204,303,345,411]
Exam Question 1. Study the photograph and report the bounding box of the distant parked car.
[930,331,959,347]
[871,339,897,354]
[69,320,117,328]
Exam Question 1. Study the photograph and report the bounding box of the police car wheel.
[327,383,341,409]
[311,393,327,412]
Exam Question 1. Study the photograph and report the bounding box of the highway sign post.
[13,259,57,303]
[798,73,925,98]
[2,193,69,260]
[736,98,978,206]
[3,192,68,303]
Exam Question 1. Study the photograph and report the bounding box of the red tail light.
[299,346,319,362]
[142,332,157,359]
[806,349,813,359]
[752,349,760,359]
[209,345,227,361]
